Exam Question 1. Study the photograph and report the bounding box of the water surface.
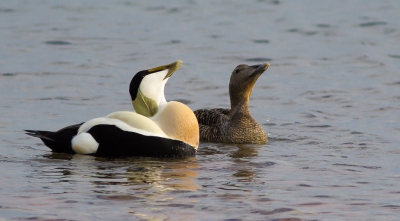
[1,0,400,220]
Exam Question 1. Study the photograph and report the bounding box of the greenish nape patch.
[132,88,158,117]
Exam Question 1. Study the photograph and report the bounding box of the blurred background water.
[1,0,400,220]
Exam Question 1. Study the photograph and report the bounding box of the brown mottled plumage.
[194,63,269,144]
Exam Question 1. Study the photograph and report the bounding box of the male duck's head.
[129,60,183,117]
[229,63,270,109]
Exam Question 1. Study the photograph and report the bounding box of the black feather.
[25,123,83,153]
[88,124,196,157]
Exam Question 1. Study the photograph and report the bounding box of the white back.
[78,117,168,138]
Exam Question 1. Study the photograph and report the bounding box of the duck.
[25,60,199,157]
[194,63,269,144]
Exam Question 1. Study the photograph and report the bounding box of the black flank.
[88,124,196,157]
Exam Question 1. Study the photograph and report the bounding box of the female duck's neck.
[230,99,250,115]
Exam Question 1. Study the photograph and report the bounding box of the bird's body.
[26,60,199,157]
[195,108,267,144]
[194,63,269,144]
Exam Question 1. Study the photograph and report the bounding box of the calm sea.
[1,0,399,220]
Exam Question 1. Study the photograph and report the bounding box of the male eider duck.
[194,63,269,144]
[25,60,199,157]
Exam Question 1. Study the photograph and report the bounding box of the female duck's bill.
[25,60,199,157]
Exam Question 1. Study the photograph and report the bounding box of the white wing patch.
[72,132,99,154]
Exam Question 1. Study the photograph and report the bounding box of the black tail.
[25,130,55,141]
[25,123,84,154]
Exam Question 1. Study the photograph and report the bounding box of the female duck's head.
[229,63,270,110]
[129,60,183,117]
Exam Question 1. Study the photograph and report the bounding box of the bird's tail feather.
[24,130,56,141]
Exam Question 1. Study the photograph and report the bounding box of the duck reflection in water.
[229,144,261,159]
[198,143,263,182]
[126,158,201,191]
[230,144,262,182]
[41,153,201,192]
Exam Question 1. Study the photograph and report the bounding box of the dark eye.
[235,69,240,73]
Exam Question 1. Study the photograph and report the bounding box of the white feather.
[72,132,99,154]
[77,116,168,138]
[140,69,168,107]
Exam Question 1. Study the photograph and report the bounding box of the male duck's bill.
[148,60,183,80]
[25,60,199,158]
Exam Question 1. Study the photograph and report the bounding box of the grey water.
[1,0,400,220]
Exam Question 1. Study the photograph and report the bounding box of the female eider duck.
[25,60,199,157]
[194,63,270,144]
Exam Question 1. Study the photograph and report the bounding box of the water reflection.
[198,143,265,183]
[229,144,261,158]
[197,143,262,158]
[230,144,262,183]
[39,153,201,192]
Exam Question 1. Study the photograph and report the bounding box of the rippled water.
[1,0,400,220]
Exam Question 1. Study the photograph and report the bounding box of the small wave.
[1,73,15,77]
[333,163,381,170]
[0,8,15,13]
[245,57,273,62]
[304,125,331,128]
[359,21,388,27]
[388,54,400,59]
[253,39,270,44]
[44,40,72,45]
[251,208,295,215]
[316,24,332,28]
